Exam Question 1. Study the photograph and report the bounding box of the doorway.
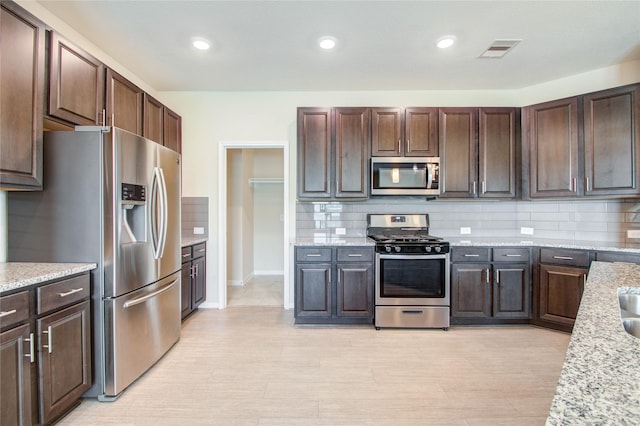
[217,141,290,309]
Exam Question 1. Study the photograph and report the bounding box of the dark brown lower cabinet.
[0,323,32,426]
[181,242,207,320]
[37,300,91,424]
[294,246,373,325]
[538,264,587,331]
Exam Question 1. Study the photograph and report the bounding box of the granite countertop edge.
[0,262,97,295]
[181,236,209,247]
[546,261,640,425]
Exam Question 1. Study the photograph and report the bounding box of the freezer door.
[156,144,181,280]
[102,272,181,398]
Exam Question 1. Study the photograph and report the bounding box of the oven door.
[375,253,450,305]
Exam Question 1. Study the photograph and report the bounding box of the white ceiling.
[37,0,640,92]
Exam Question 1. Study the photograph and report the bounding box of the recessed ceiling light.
[436,35,456,49]
[192,38,211,51]
[318,36,337,50]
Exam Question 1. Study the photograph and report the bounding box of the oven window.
[379,257,445,298]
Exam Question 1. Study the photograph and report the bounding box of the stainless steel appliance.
[371,157,440,196]
[8,126,181,400]
[367,214,450,330]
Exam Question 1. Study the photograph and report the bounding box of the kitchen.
[1,0,640,425]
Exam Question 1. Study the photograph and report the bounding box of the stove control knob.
[384,245,392,253]
[394,245,402,253]
[425,246,432,253]
[434,245,442,253]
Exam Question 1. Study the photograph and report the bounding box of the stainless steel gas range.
[367,214,450,330]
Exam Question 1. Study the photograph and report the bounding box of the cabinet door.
[38,301,91,425]
[451,263,491,318]
[405,107,438,156]
[192,255,206,308]
[334,107,370,198]
[539,264,586,328]
[48,32,104,125]
[493,263,530,319]
[105,68,143,136]
[525,97,580,198]
[479,108,518,198]
[0,2,44,190]
[297,108,332,198]
[371,108,402,156]
[439,108,478,198]
[0,323,32,426]
[163,107,182,153]
[295,263,332,319]
[336,263,373,319]
[583,84,640,196]
[181,262,193,319]
[143,93,164,144]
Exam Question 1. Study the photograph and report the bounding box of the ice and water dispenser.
[121,183,146,243]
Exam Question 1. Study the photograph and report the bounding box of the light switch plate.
[193,227,205,235]
[520,227,534,235]
[335,227,346,235]
[460,227,471,235]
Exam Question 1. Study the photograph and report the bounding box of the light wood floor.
[227,275,284,307]
[59,308,570,425]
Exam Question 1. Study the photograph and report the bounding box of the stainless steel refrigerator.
[8,126,182,400]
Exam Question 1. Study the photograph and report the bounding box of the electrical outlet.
[193,227,205,235]
[460,227,471,235]
[520,227,534,235]
[627,230,640,239]
[335,227,346,235]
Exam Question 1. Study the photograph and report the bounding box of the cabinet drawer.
[337,247,373,262]
[595,251,640,265]
[192,243,206,259]
[492,248,530,262]
[540,248,590,267]
[181,246,192,263]
[296,247,332,262]
[37,274,90,315]
[451,247,490,262]
[0,291,29,329]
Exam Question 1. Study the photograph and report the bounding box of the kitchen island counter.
[547,261,640,425]
[0,262,97,295]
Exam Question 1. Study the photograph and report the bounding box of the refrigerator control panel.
[121,183,146,204]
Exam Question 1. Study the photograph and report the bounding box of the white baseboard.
[198,301,218,309]
[253,270,284,275]
[227,280,243,287]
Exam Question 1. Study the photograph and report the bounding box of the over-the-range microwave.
[371,157,440,196]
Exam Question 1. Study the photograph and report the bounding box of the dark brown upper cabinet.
[438,108,478,198]
[371,107,438,157]
[105,68,143,136]
[143,93,164,144]
[297,107,370,199]
[479,108,519,198]
[0,2,45,190]
[163,107,182,153]
[48,32,104,125]
[583,84,640,197]
[523,83,639,199]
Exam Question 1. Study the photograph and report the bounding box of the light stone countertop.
[546,261,640,425]
[293,237,374,246]
[0,262,97,295]
[181,236,208,247]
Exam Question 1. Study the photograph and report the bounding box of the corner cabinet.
[523,83,640,199]
[297,107,370,199]
[181,242,206,320]
[371,107,438,157]
[0,1,45,190]
[439,108,518,199]
[294,246,374,325]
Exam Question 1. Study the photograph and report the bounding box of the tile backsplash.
[296,198,640,247]
[182,197,209,238]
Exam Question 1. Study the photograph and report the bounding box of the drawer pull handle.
[504,254,522,257]
[306,254,322,257]
[464,254,480,257]
[24,333,35,363]
[553,256,574,260]
[59,288,84,298]
[182,253,191,258]
[347,254,363,257]
[197,249,206,253]
[0,309,17,318]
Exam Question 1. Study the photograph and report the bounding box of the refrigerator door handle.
[123,279,178,309]
[157,167,168,259]
[151,167,168,260]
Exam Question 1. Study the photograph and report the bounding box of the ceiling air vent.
[479,39,522,59]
